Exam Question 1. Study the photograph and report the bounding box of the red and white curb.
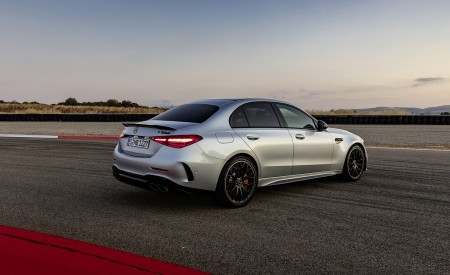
[0,134,119,140]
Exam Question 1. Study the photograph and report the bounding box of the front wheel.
[341,145,366,181]
[215,156,258,208]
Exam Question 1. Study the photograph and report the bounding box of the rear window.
[152,104,219,123]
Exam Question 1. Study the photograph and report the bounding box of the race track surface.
[0,139,449,274]
[1,122,450,148]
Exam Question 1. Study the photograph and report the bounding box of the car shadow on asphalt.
[104,176,344,210]
[260,176,342,192]
[105,185,221,211]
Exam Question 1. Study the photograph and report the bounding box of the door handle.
[295,134,305,140]
[246,134,260,141]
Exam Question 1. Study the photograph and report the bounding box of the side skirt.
[258,170,341,187]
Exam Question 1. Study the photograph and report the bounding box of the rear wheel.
[341,145,365,181]
[215,156,258,208]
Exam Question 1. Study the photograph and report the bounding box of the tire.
[215,156,258,208]
[341,145,365,181]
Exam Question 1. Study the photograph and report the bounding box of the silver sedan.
[113,98,367,207]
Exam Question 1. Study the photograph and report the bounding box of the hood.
[326,127,353,135]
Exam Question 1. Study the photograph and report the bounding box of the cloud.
[299,90,334,99]
[261,78,447,108]
[265,86,390,103]
[412,77,444,87]
[145,99,174,108]
[264,89,333,102]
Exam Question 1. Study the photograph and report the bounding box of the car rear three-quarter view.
[113,98,367,207]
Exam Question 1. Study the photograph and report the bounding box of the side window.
[229,108,249,128]
[276,104,316,130]
[242,103,281,128]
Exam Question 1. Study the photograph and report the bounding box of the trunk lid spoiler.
[123,120,198,130]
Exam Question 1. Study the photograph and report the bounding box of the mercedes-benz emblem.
[133,127,139,134]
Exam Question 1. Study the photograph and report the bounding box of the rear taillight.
[119,127,126,138]
[151,135,203,149]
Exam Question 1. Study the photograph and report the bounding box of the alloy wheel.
[347,146,365,179]
[224,160,257,205]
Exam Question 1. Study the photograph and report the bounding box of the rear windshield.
[152,104,219,123]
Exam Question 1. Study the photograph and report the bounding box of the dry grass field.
[306,109,411,115]
[0,104,165,114]
[0,103,412,115]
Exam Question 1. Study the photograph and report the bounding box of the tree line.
[58,98,143,107]
[0,98,145,108]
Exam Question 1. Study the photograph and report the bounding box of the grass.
[306,109,411,115]
[0,103,412,115]
[0,104,165,114]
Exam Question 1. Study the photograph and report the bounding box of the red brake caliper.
[243,172,249,187]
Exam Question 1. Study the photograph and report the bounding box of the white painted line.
[0,134,448,151]
[0,134,58,139]
[367,146,450,152]
[0,134,118,140]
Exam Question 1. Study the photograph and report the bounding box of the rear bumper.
[112,144,223,191]
[112,165,200,193]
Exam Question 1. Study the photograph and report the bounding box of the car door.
[274,103,334,175]
[231,102,293,179]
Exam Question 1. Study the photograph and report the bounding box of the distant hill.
[357,105,450,115]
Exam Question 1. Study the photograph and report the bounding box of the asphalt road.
[0,139,449,274]
[1,122,450,148]
[337,125,450,148]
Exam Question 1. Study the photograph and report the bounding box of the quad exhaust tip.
[149,183,170,193]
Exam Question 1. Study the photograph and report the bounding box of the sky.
[0,0,449,109]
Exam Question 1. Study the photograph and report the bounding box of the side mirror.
[317,120,328,131]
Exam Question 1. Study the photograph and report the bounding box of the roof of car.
[189,98,287,107]
[188,99,238,107]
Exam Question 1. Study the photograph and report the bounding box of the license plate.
[127,136,150,149]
